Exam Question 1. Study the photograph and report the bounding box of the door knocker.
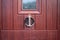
[24,14,35,27]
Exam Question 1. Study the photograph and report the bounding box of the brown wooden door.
[1,0,58,40]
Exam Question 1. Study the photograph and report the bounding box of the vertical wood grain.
[1,0,59,40]
[1,30,8,40]
[0,0,2,39]
[2,0,13,30]
[6,0,13,30]
[47,30,57,40]
[35,0,47,30]
[0,0,2,29]
[1,30,14,40]
[13,0,24,30]
[2,0,7,29]
[47,0,57,30]
[58,0,60,40]
[52,0,58,29]
[0,0,1,21]
[58,0,60,29]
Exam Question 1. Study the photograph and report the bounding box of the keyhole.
[24,17,35,27]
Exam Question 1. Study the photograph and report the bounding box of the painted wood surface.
[0,0,59,40]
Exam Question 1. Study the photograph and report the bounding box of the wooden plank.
[58,0,60,40]
[14,30,24,40]
[2,0,13,30]
[35,0,47,30]
[0,0,2,29]
[6,0,13,30]
[0,1,1,36]
[58,0,60,29]
[47,30,57,40]
[47,0,57,30]
[13,0,24,30]
[1,30,8,40]
[2,0,7,29]
[30,30,47,40]
[52,0,58,29]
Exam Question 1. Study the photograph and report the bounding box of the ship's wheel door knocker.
[24,14,35,27]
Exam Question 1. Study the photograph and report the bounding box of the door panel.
[1,0,58,40]
[0,0,2,40]
[2,0,13,30]
[58,0,60,40]
[0,0,2,29]
[14,0,46,30]
[47,0,58,30]
[14,15,24,30]
[1,30,57,40]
